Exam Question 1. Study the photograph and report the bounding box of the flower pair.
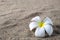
[29,16,53,37]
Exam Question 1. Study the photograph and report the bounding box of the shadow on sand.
[45,25,60,38]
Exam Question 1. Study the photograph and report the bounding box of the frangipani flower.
[29,16,53,37]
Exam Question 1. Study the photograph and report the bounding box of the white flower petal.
[31,16,41,22]
[35,27,45,37]
[29,22,38,31]
[44,17,53,25]
[44,24,53,36]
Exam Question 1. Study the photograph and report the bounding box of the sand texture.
[0,0,60,40]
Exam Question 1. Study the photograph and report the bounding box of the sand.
[0,0,60,40]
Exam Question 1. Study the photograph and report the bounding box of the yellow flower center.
[38,22,45,28]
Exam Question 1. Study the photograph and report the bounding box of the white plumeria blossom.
[29,16,53,37]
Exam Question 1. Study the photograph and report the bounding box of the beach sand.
[0,0,60,40]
